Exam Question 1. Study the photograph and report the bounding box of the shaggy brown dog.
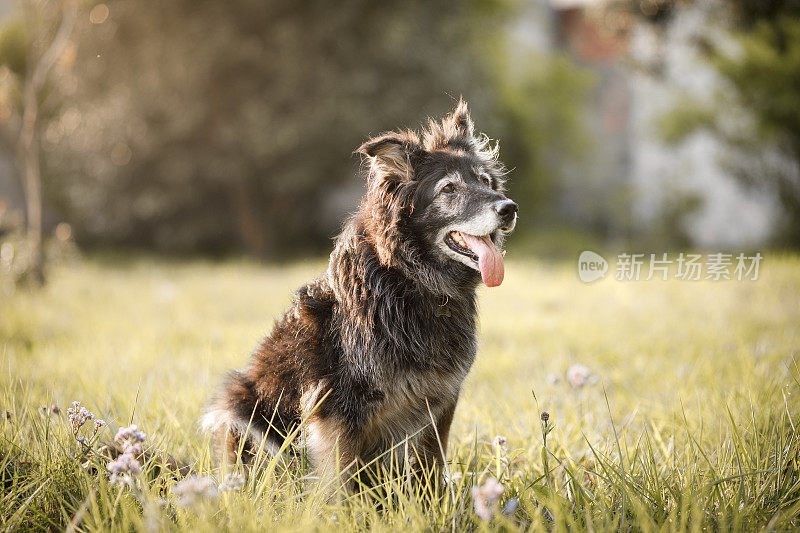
[202,100,517,491]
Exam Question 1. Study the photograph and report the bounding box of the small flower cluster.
[66,401,106,444]
[472,477,505,521]
[114,424,147,455]
[108,424,146,486]
[67,401,93,427]
[218,473,245,493]
[566,364,597,389]
[547,364,599,389]
[108,453,141,486]
[172,476,218,507]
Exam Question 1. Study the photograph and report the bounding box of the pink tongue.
[459,232,504,287]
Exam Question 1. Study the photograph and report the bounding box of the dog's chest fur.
[305,273,478,449]
[283,270,480,467]
[363,359,468,451]
[358,304,475,447]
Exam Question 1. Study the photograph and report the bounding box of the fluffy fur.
[202,99,517,490]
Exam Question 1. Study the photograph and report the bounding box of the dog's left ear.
[447,97,475,139]
[356,131,420,182]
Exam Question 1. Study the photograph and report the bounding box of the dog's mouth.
[444,231,505,287]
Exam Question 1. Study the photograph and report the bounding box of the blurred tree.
[40,0,505,256]
[0,0,592,257]
[646,0,800,245]
[0,0,78,283]
[489,50,594,224]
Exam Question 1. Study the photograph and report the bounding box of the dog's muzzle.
[496,199,518,231]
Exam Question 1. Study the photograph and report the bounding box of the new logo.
[578,250,608,283]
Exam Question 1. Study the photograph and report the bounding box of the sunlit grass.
[1,254,799,531]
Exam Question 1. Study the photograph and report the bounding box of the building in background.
[546,0,777,247]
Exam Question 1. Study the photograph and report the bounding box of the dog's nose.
[496,200,518,223]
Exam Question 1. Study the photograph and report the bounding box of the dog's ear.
[356,131,420,182]
[423,97,477,151]
[357,133,406,159]
[447,97,475,139]
[357,132,420,266]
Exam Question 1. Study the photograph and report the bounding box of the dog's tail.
[201,370,288,467]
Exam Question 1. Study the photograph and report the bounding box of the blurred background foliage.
[654,0,800,245]
[0,0,593,260]
[0,0,799,282]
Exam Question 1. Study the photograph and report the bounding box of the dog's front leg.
[304,416,359,499]
[417,400,457,482]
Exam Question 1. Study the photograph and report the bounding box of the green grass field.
[1,254,799,531]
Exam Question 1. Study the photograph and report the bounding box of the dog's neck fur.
[326,213,478,373]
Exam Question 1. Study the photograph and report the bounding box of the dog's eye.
[479,174,492,188]
[440,183,455,194]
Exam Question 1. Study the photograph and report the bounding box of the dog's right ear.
[356,131,420,182]
[357,133,405,159]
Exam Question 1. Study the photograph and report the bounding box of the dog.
[202,99,517,491]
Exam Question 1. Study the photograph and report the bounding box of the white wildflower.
[108,452,141,475]
[109,472,136,488]
[108,424,147,487]
[218,472,245,492]
[114,424,147,449]
[471,477,505,522]
[173,476,218,507]
[66,400,103,444]
[67,401,92,430]
[566,364,597,389]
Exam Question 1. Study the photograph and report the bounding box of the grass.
[1,253,799,531]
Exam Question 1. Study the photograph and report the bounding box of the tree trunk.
[16,0,78,285]
[19,73,44,283]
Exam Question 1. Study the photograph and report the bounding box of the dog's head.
[356,99,517,293]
